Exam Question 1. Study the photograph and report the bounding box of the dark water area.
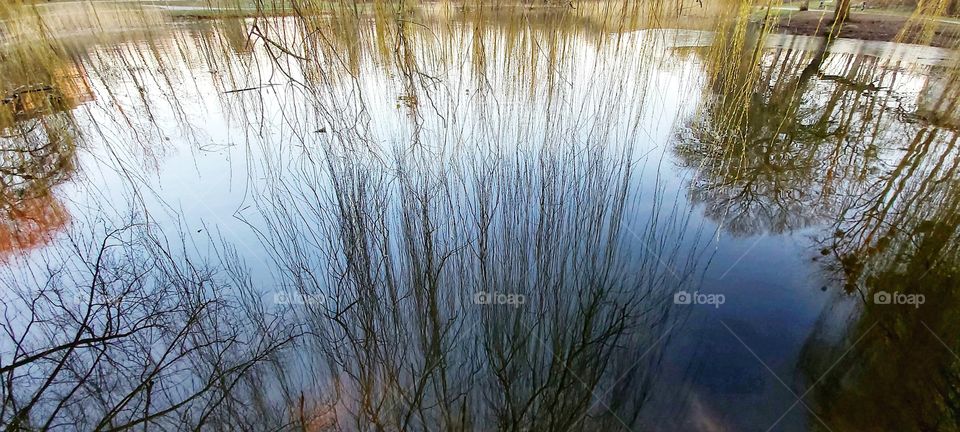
[1,11,959,431]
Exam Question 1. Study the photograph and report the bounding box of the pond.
[1,6,959,431]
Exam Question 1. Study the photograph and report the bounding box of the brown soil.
[773,10,960,48]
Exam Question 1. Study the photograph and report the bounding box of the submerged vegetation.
[0,0,959,430]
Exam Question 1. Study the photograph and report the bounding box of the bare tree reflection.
[0,218,298,430]
[240,136,708,430]
[676,33,923,236]
[799,125,960,430]
[0,53,89,258]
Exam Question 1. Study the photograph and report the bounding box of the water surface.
[1,11,959,431]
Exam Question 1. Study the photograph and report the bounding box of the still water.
[1,10,959,431]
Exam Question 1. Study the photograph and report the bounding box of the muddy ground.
[773,10,960,48]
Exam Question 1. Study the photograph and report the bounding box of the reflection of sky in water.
[21,22,957,430]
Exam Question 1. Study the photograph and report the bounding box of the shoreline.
[769,9,960,48]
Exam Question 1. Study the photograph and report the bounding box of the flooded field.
[1,2,959,430]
